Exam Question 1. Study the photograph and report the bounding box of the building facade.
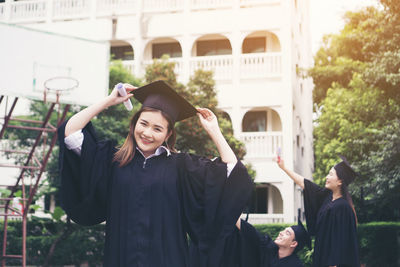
[1,0,314,223]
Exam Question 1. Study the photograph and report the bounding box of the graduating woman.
[58,80,253,267]
[277,156,360,267]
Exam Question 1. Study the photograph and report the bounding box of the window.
[249,185,268,213]
[152,42,182,59]
[242,37,266,54]
[242,111,266,132]
[111,45,134,60]
[197,39,232,56]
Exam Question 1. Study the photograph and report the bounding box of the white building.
[0,0,314,223]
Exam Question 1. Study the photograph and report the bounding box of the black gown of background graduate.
[190,219,303,267]
[58,121,253,267]
[303,179,360,267]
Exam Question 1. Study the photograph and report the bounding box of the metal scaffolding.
[0,94,70,267]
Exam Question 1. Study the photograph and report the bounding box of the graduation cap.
[334,155,357,186]
[290,219,311,251]
[133,80,198,123]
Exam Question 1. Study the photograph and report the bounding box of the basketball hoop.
[43,76,79,104]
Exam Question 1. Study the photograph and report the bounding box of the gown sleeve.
[303,179,330,235]
[240,219,275,267]
[58,121,114,226]
[177,153,253,253]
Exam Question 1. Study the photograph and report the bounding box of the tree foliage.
[92,60,142,143]
[310,0,400,222]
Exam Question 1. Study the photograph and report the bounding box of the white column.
[90,0,97,20]
[179,0,191,83]
[131,40,143,78]
[268,185,273,214]
[231,0,241,90]
[180,37,191,84]
[133,0,144,78]
[279,0,295,223]
[4,0,12,22]
[46,0,53,23]
[231,107,245,137]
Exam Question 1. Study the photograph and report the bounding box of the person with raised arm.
[58,80,253,267]
[190,216,310,267]
[277,156,360,267]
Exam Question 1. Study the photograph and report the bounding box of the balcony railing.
[189,55,233,81]
[190,0,233,10]
[240,52,281,78]
[0,0,278,23]
[241,213,285,224]
[121,60,135,75]
[9,0,47,22]
[142,0,184,12]
[97,0,136,15]
[142,58,184,77]
[120,53,282,81]
[53,0,91,20]
[239,131,282,158]
[0,3,5,20]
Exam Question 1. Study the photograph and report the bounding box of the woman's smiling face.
[134,110,171,157]
[325,167,342,191]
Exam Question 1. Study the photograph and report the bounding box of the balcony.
[120,52,281,81]
[240,213,284,224]
[239,131,282,159]
[0,0,280,23]
[189,55,234,81]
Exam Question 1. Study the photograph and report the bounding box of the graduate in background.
[277,156,360,267]
[190,216,311,267]
[236,218,311,267]
[58,80,253,267]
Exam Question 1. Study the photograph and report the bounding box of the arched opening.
[248,183,283,214]
[242,31,281,53]
[193,34,232,56]
[242,110,266,132]
[143,38,182,60]
[242,108,282,132]
[220,111,232,123]
[269,184,283,213]
[110,40,134,60]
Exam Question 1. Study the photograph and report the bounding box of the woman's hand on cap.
[123,83,137,93]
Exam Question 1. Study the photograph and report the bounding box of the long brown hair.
[339,180,358,224]
[113,107,177,167]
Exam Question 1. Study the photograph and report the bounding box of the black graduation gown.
[189,219,303,267]
[303,179,360,267]
[58,121,253,267]
[240,220,303,267]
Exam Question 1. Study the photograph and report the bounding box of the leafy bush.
[1,219,398,266]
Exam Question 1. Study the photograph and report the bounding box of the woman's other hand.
[196,108,220,135]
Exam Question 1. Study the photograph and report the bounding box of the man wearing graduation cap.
[236,218,311,267]
[278,156,360,267]
[190,216,311,267]
[58,80,253,266]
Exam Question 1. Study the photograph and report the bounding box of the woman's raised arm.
[65,84,135,136]
[196,108,237,165]
[277,158,305,189]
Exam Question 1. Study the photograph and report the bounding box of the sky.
[309,0,380,54]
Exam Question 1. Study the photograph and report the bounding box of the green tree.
[310,0,400,222]
[92,60,142,143]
